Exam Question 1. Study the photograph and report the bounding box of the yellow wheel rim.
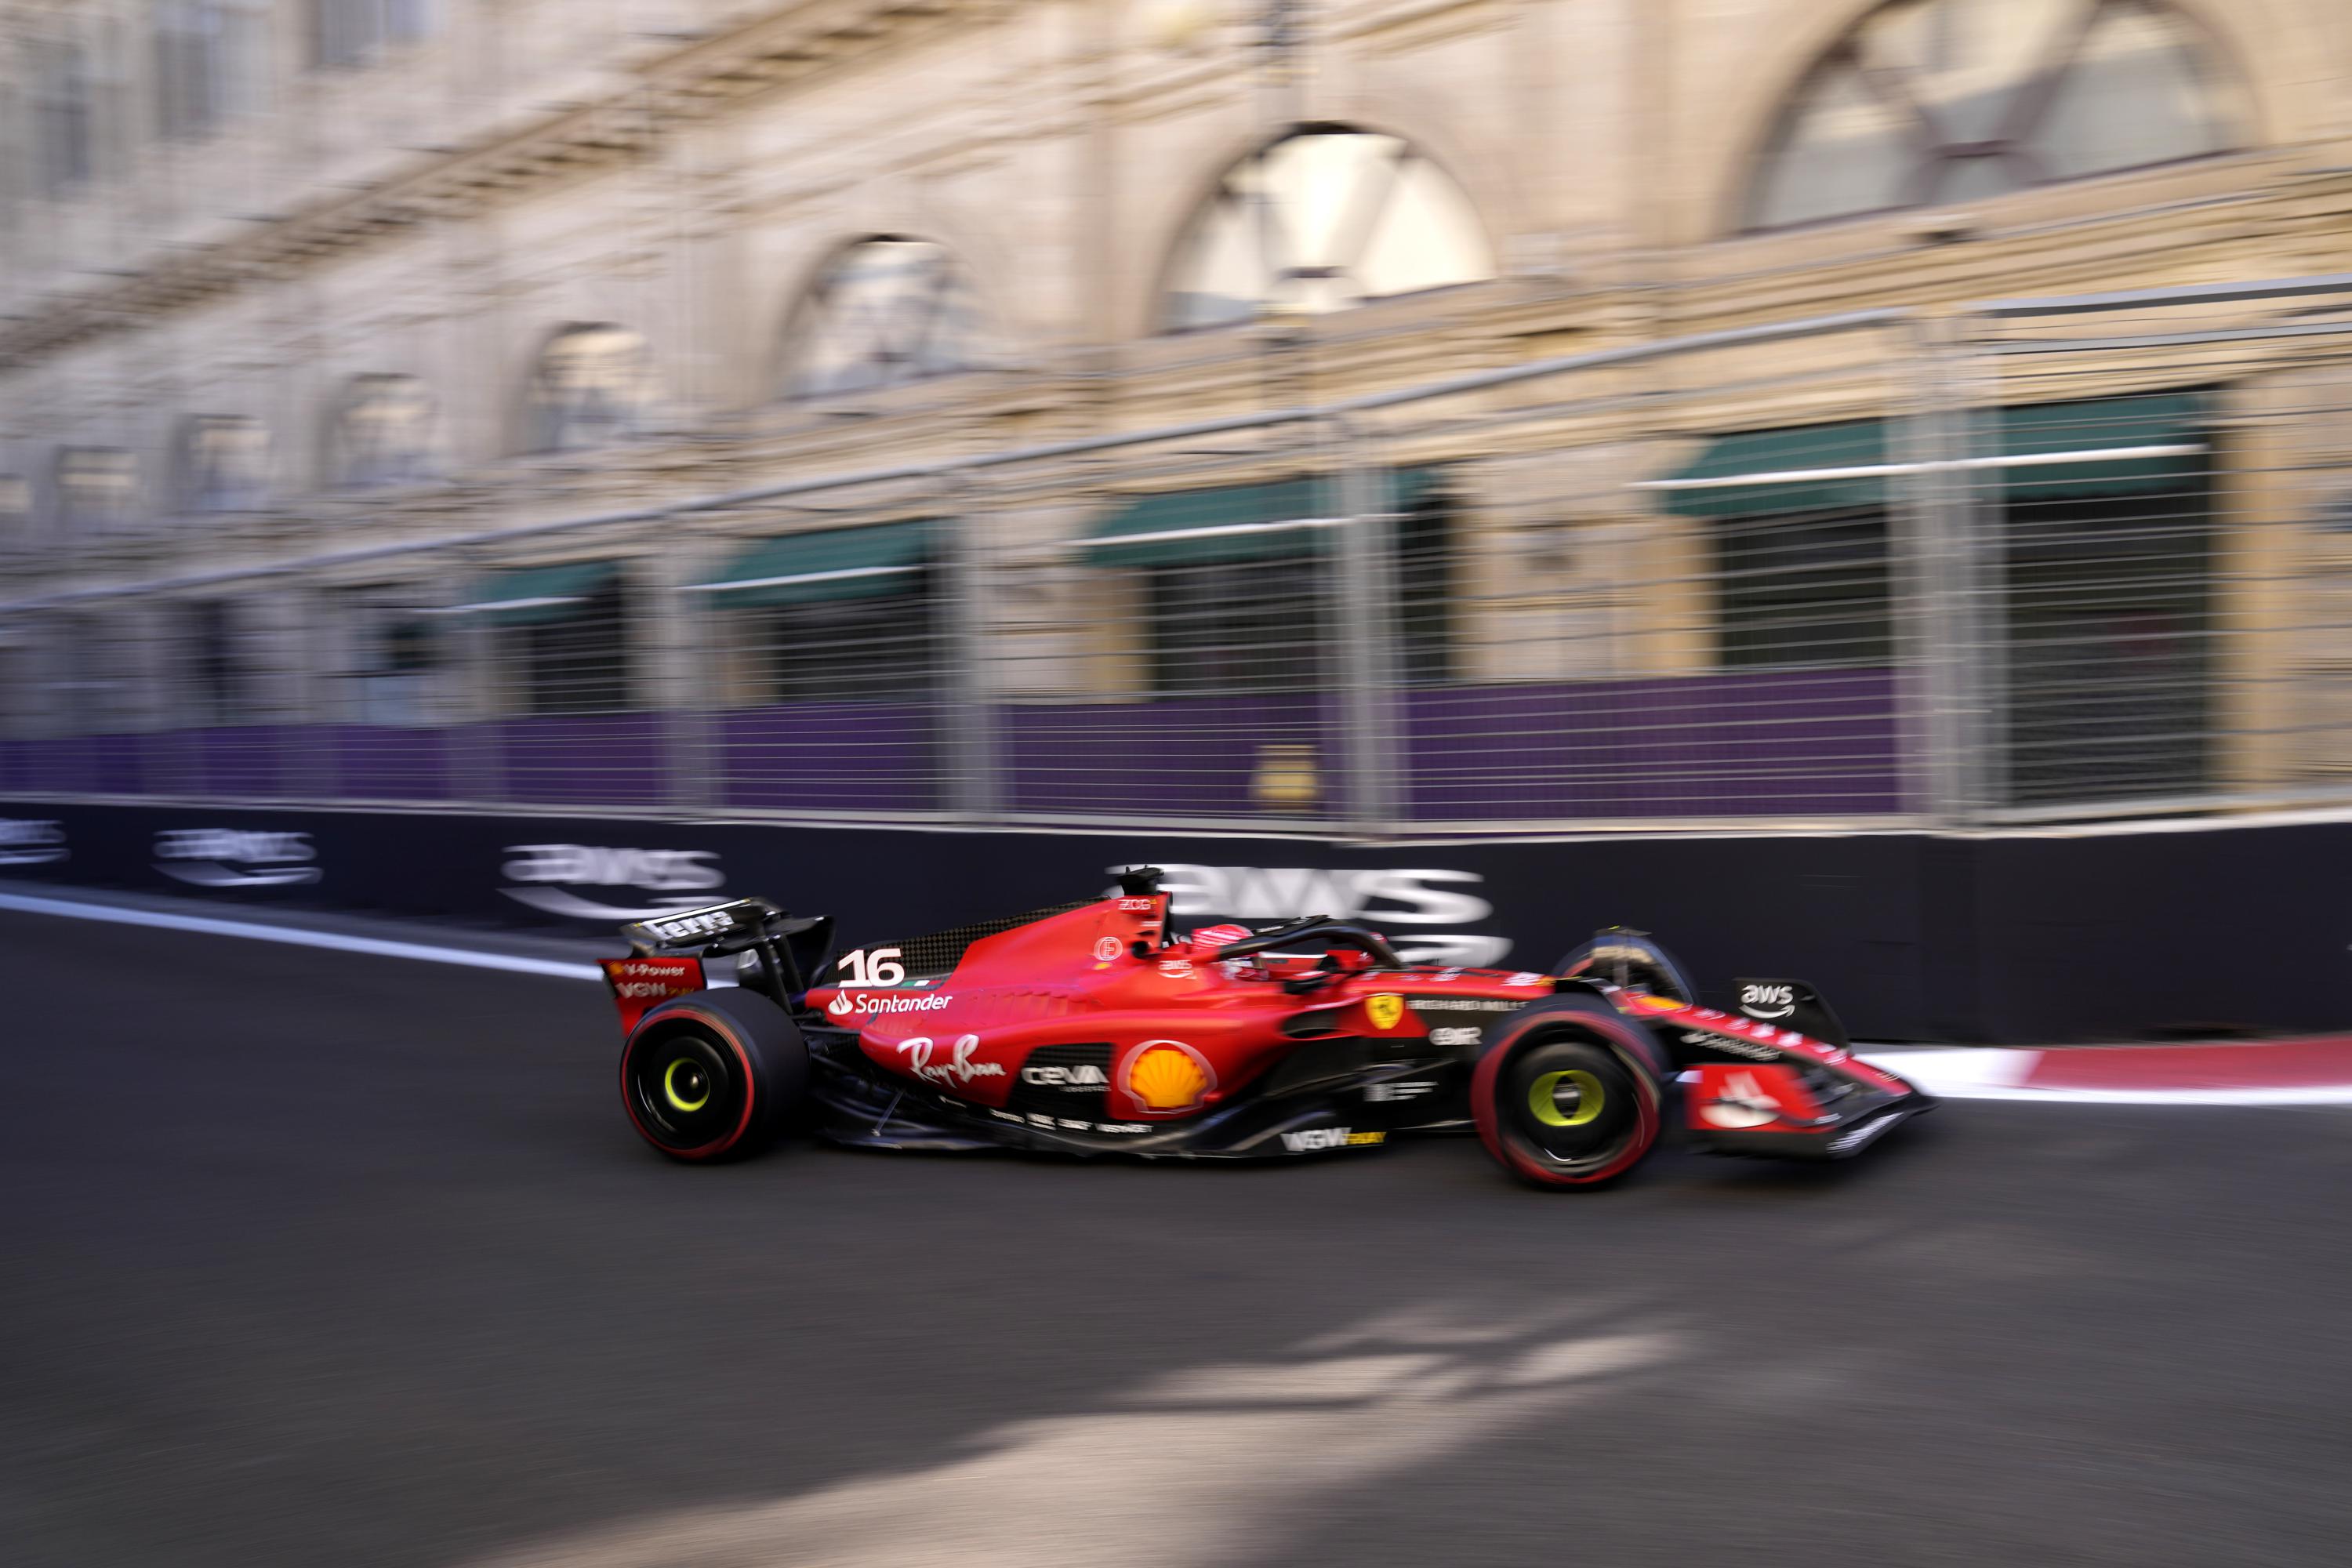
[663,1057,712,1113]
[1528,1069,1604,1128]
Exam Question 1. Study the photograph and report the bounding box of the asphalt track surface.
[5,909,2350,1568]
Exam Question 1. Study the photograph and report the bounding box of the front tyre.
[1472,997,1669,1189]
[619,989,808,1163]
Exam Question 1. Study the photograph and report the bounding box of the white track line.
[1857,1046,2037,1097]
[1896,1083,2352,1106]
[1857,1046,2352,1105]
[0,890,605,982]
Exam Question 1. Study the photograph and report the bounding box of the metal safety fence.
[8,271,2352,836]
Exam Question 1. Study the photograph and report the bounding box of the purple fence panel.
[1403,668,1904,820]
[1002,694,1338,819]
[717,704,942,814]
[493,713,669,808]
[4,737,56,793]
[20,736,101,794]
[330,725,455,802]
[89,733,153,796]
[189,727,292,800]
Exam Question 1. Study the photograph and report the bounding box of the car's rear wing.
[619,897,836,1000]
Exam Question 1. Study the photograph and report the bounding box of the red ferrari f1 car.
[602,868,1933,1188]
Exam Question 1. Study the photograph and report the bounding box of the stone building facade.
[2,0,2349,826]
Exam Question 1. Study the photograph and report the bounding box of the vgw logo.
[1114,863,1509,967]
[500,844,726,921]
[0,818,67,866]
[154,829,321,887]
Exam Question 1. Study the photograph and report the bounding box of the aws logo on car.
[154,828,321,888]
[499,844,726,921]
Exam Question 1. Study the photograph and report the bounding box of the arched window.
[1745,0,2247,232]
[176,413,270,512]
[526,325,655,452]
[334,373,436,488]
[779,238,983,400]
[1160,126,1494,332]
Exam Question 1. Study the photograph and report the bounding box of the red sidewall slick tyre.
[619,989,808,1163]
[1472,996,1670,1189]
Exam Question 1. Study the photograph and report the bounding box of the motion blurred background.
[12,11,2352,1567]
[13,0,2352,827]
[7,0,2352,834]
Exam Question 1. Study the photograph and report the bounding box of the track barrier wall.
[5,798,2348,1046]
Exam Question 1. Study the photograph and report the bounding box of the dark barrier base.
[2,800,2343,1044]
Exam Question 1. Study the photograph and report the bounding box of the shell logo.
[1122,1040,1216,1113]
[1364,993,1404,1032]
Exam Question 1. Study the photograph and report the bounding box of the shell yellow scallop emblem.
[1126,1041,1214,1112]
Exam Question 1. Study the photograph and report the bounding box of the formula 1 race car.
[601,869,1934,1189]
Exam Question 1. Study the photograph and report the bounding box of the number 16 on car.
[836,946,905,987]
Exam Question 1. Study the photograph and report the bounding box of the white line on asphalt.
[1901,1083,2352,1107]
[1857,1046,2038,1097]
[0,890,607,982]
[1857,1047,2352,1105]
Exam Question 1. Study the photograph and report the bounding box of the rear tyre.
[1473,996,1670,1189]
[619,989,808,1163]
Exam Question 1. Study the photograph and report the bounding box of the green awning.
[1388,466,1452,512]
[690,519,935,608]
[1083,468,1452,568]
[451,560,619,626]
[1653,393,2208,519]
[1653,420,1889,519]
[1998,393,2209,502]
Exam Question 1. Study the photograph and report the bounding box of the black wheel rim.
[1502,1042,1642,1173]
[627,1029,739,1150]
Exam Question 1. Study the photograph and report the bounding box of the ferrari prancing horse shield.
[1366,994,1404,1032]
